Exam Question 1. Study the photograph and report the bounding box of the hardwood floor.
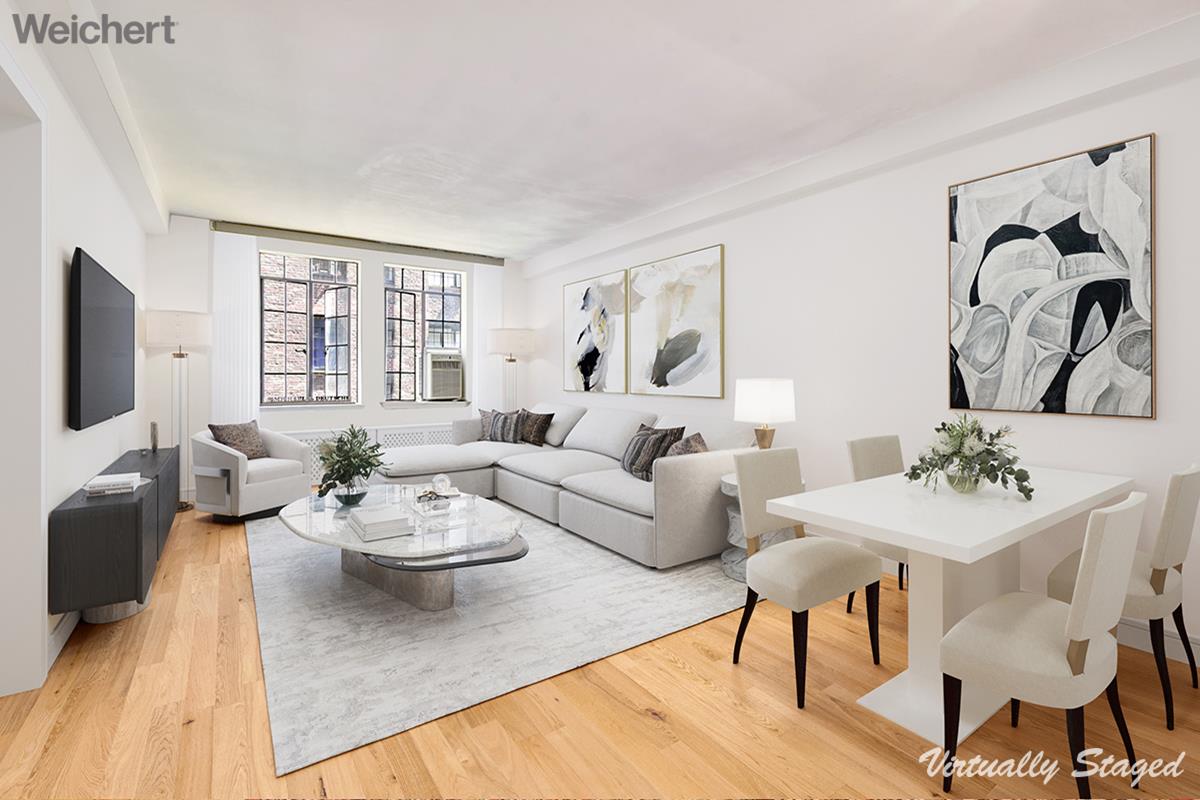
[0,509,1197,798]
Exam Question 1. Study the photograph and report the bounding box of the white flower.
[931,431,954,456]
[962,434,985,456]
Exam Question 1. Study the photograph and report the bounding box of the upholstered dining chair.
[1047,464,1200,730]
[731,448,883,708]
[941,492,1147,799]
[845,435,909,613]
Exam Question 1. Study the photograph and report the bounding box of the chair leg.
[846,591,855,613]
[1172,604,1198,689]
[1105,676,1140,789]
[865,581,880,665]
[1065,706,1090,799]
[898,562,905,591]
[792,610,809,708]
[1010,698,1020,727]
[1150,617,1175,729]
[732,588,758,664]
[942,674,961,793]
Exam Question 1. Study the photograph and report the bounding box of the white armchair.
[192,428,312,519]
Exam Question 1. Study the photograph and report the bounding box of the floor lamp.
[487,328,535,411]
[146,310,212,510]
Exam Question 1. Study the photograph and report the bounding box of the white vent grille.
[278,424,454,482]
[377,429,428,449]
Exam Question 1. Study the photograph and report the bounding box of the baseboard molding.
[48,611,79,667]
[1118,616,1198,664]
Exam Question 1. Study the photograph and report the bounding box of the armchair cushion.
[208,420,269,459]
[245,457,305,484]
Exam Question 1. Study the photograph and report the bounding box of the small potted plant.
[905,414,1034,500]
[317,425,385,506]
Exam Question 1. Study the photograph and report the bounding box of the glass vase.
[944,468,980,495]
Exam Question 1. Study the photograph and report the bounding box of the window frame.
[259,251,361,407]
[384,265,466,402]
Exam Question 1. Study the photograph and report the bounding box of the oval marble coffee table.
[277,487,527,611]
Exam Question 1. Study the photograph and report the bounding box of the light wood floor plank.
[0,508,1196,798]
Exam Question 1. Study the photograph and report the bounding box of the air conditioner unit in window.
[424,351,465,401]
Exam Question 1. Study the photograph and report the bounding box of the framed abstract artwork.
[628,244,724,398]
[563,269,627,393]
[949,134,1154,418]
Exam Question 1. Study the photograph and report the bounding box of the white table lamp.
[488,328,535,411]
[146,310,212,509]
[734,378,795,449]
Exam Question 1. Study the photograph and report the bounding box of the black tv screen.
[69,248,135,430]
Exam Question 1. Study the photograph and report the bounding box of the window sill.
[259,403,364,411]
[380,400,472,408]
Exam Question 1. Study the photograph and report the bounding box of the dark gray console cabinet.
[48,447,180,615]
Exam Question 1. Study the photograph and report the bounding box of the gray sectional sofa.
[373,403,754,568]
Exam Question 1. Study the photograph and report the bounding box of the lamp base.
[754,426,776,449]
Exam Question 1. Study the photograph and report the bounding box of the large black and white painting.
[629,245,724,398]
[563,270,627,393]
[950,135,1153,418]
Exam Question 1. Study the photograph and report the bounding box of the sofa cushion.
[666,432,708,457]
[620,424,684,481]
[482,409,526,442]
[529,402,587,447]
[459,441,544,462]
[498,449,620,486]
[520,410,555,446]
[563,407,658,459]
[561,469,655,517]
[379,444,494,477]
[655,414,754,451]
[245,457,304,484]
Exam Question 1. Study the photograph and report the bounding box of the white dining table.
[765,465,1133,745]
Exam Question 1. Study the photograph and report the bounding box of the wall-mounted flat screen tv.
[69,247,135,430]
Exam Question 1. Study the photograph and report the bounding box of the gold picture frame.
[562,268,629,394]
[947,134,1154,419]
[627,244,725,399]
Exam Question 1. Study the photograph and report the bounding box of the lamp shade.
[487,328,535,357]
[733,378,796,425]
[145,310,212,349]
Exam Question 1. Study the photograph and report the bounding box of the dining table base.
[858,546,1020,744]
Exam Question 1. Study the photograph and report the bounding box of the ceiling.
[95,0,1200,259]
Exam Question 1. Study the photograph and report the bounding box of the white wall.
[520,48,1200,630]
[1,4,149,694]
[145,215,212,495]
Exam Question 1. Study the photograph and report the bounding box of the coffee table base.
[340,550,454,610]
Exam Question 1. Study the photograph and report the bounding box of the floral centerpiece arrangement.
[905,414,1034,500]
[317,425,385,506]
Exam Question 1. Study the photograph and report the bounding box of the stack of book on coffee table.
[348,505,416,542]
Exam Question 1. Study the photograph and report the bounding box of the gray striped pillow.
[487,410,526,443]
[620,424,685,482]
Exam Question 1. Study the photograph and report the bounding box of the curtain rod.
[209,220,505,266]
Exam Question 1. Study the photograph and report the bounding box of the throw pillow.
[479,410,497,441]
[665,432,708,457]
[208,420,269,459]
[520,411,555,446]
[488,410,526,443]
[620,424,685,482]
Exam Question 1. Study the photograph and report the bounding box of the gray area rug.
[245,506,743,775]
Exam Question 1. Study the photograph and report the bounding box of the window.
[384,266,464,401]
[260,252,359,405]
